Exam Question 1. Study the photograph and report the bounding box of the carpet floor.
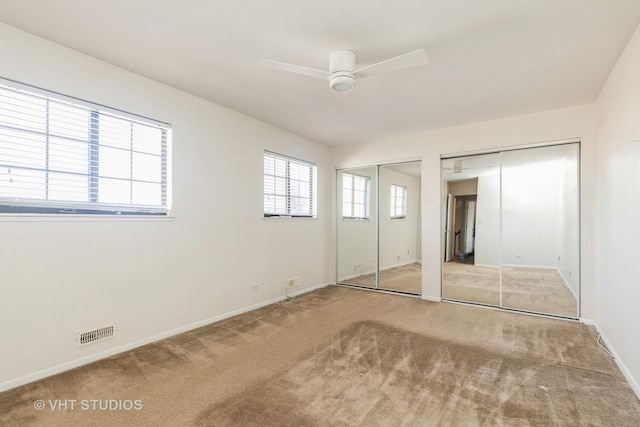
[341,263,422,294]
[443,262,578,318]
[1,286,638,426]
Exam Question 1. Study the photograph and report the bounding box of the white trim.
[421,295,442,302]
[337,259,419,282]
[0,214,175,222]
[440,138,581,160]
[580,319,640,399]
[0,282,329,393]
[501,264,556,269]
[335,157,422,171]
[473,263,500,270]
[557,268,578,300]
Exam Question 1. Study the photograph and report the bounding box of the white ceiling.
[1,1,639,145]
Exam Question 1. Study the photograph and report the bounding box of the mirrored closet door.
[441,142,580,318]
[337,161,422,295]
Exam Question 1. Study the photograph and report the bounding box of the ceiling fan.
[260,48,429,93]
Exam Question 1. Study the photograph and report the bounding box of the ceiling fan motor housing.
[329,50,356,92]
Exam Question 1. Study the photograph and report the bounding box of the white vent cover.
[76,323,118,347]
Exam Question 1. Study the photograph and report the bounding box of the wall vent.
[76,323,117,347]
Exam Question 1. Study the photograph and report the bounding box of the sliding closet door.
[337,167,378,288]
[441,154,501,306]
[441,142,580,319]
[501,144,579,317]
[379,162,422,294]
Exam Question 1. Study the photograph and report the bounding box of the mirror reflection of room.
[337,161,422,295]
[379,162,422,294]
[337,167,378,289]
[441,143,579,318]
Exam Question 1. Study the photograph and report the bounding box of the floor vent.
[76,323,117,347]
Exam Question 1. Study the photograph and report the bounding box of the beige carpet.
[443,262,578,317]
[341,262,421,294]
[2,286,639,426]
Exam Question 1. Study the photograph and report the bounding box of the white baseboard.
[338,259,420,282]
[0,282,330,393]
[473,263,500,270]
[557,268,578,300]
[502,263,556,270]
[381,259,421,271]
[580,318,640,399]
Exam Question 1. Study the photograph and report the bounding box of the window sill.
[0,213,176,222]
[263,216,317,222]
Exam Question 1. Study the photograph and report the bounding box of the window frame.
[263,151,317,219]
[0,78,171,216]
[342,172,371,220]
[390,184,407,219]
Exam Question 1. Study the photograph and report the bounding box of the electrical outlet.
[287,277,300,288]
[354,263,362,271]
[396,255,401,260]
[251,283,259,291]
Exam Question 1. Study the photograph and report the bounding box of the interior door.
[464,200,476,254]
[445,194,454,262]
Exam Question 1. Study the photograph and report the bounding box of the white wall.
[557,151,580,296]
[501,159,562,268]
[331,103,597,315]
[0,24,331,391]
[594,22,640,394]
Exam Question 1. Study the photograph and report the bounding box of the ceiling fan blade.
[259,59,330,80]
[354,49,428,78]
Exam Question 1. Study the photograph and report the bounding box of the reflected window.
[390,184,407,219]
[343,172,370,219]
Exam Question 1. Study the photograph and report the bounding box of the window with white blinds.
[263,151,317,218]
[342,172,370,219]
[0,81,170,215]
[391,184,407,219]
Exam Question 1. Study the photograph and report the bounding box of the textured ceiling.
[1,0,639,145]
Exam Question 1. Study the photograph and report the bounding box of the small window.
[263,151,317,218]
[342,172,370,219]
[390,184,407,219]
[0,80,171,215]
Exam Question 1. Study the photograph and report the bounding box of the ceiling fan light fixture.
[330,73,355,92]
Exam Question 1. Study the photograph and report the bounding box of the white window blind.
[263,151,316,218]
[391,184,407,219]
[0,81,170,215]
[343,172,370,219]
